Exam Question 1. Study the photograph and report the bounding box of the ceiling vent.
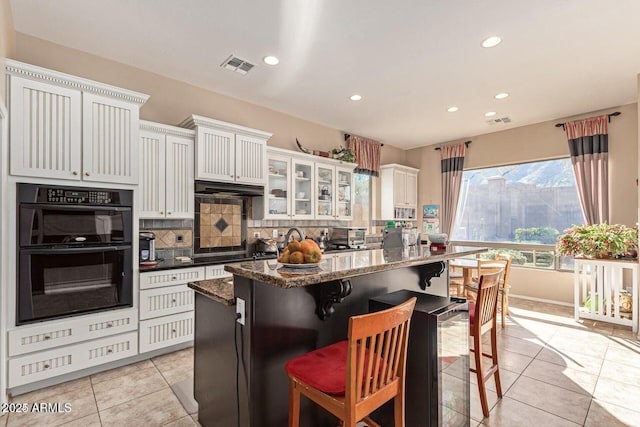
[220,55,254,75]
[486,116,512,125]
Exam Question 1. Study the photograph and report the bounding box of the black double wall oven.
[17,183,134,325]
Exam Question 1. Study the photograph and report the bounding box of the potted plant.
[330,147,356,163]
[556,223,638,259]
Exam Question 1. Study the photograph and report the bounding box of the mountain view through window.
[451,158,585,245]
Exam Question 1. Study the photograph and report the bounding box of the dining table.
[449,257,505,287]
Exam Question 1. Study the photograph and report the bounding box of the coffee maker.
[139,232,156,262]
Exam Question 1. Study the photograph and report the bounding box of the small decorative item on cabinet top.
[330,147,356,163]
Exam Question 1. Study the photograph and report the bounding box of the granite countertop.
[225,245,486,289]
[188,278,235,306]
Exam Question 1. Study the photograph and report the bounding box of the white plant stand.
[574,258,638,333]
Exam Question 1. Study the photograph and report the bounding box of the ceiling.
[9,0,640,149]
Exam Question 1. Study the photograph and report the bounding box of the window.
[451,158,585,269]
[351,173,371,230]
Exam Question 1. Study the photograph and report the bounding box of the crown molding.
[139,120,195,138]
[5,59,150,105]
[179,114,273,140]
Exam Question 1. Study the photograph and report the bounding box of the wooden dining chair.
[449,264,465,296]
[494,253,513,326]
[285,297,417,427]
[470,271,503,418]
[464,259,507,304]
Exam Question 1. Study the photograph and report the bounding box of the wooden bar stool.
[470,271,503,417]
[285,297,417,427]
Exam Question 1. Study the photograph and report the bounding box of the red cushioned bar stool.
[285,297,417,427]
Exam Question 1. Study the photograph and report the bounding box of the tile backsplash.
[140,218,193,260]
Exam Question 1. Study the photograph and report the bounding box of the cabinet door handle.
[172,299,177,304]
[172,329,177,334]
[230,175,234,178]
[172,276,177,280]
[236,176,240,179]
[43,364,51,369]
[106,322,113,328]
[107,349,113,354]
[72,171,78,176]
[167,211,172,215]
[85,172,90,176]
[43,335,51,340]
[160,211,163,214]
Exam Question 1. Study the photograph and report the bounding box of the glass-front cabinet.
[316,164,335,219]
[263,148,356,220]
[316,164,354,220]
[337,167,353,220]
[266,155,291,218]
[292,159,314,219]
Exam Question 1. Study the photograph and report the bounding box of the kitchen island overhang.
[190,246,485,427]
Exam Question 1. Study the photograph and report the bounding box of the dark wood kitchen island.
[189,246,484,427]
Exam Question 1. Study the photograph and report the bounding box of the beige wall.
[408,103,638,303]
[409,103,638,227]
[0,0,16,104]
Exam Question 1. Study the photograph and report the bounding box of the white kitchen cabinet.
[138,268,202,354]
[381,164,420,220]
[140,267,205,290]
[6,60,148,184]
[265,153,292,218]
[6,308,138,387]
[259,147,355,220]
[180,115,271,185]
[139,311,194,354]
[140,121,195,219]
[263,151,316,220]
[316,163,354,220]
[9,331,138,388]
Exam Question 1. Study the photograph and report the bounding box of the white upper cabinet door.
[196,127,235,182]
[139,130,166,218]
[235,134,266,185]
[405,171,418,206]
[393,169,406,205]
[9,77,82,180]
[82,93,140,184]
[165,134,194,219]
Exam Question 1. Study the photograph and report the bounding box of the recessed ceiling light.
[447,106,459,112]
[495,92,509,99]
[481,36,502,48]
[350,94,362,101]
[485,111,497,117]
[263,55,279,65]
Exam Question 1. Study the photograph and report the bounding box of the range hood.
[195,180,264,197]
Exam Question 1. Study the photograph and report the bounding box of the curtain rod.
[434,140,472,151]
[554,111,621,129]
[343,133,384,146]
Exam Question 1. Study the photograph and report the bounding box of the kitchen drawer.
[8,308,138,357]
[205,264,232,280]
[140,284,194,320]
[9,331,138,387]
[140,266,205,290]
[139,311,194,353]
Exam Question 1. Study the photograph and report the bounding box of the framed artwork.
[423,204,439,218]
[422,219,440,234]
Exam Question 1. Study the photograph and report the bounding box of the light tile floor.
[0,297,638,426]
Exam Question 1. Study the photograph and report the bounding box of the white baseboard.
[509,293,573,307]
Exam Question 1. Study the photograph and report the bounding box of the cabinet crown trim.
[5,59,150,105]
[140,120,196,138]
[267,146,357,169]
[179,114,272,139]
[381,163,420,173]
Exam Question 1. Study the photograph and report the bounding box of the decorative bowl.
[427,233,448,244]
